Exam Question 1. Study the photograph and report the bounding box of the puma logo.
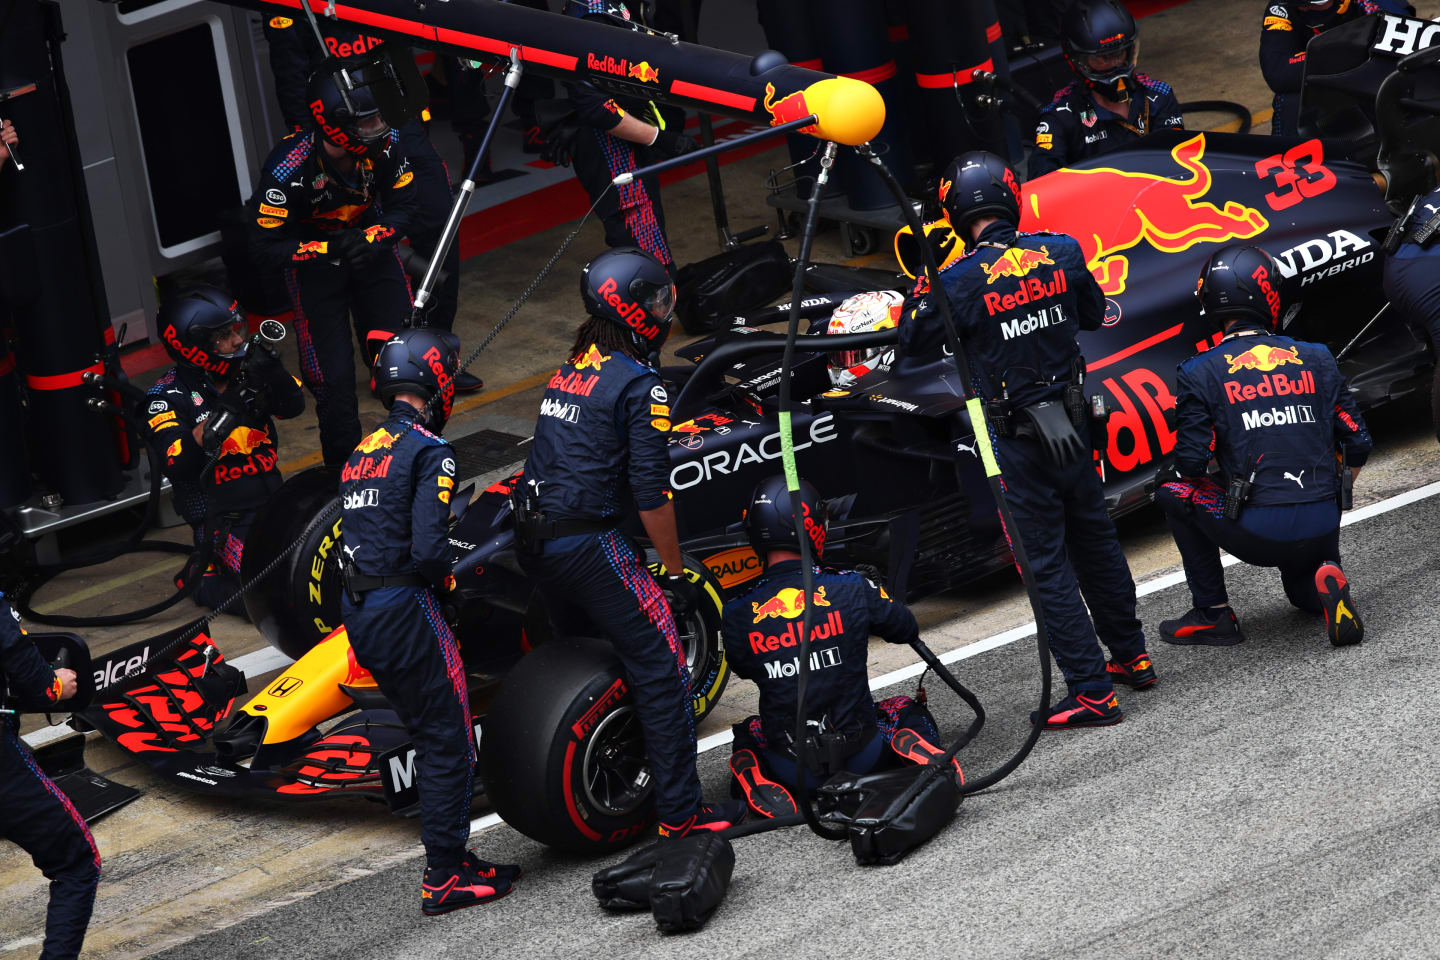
[342,544,360,560]
[956,440,978,457]
[1284,471,1304,488]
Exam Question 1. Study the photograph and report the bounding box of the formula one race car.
[77,12,1440,854]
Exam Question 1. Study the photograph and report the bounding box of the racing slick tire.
[480,636,656,853]
[646,551,729,723]
[241,467,345,660]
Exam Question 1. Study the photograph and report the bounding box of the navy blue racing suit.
[247,131,418,466]
[1383,184,1440,429]
[1259,1,1412,138]
[144,361,304,610]
[1156,321,1372,611]
[517,341,703,822]
[339,401,474,869]
[1028,73,1184,179]
[721,560,940,788]
[900,220,1147,696]
[1,596,100,960]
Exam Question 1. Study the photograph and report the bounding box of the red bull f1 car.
[75,11,1440,853]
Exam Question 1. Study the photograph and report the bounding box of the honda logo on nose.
[268,676,304,698]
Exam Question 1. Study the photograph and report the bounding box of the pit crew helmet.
[580,247,676,355]
[1290,0,1344,29]
[825,291,903,388]
[369,327,460,431]
[744,474,827,561]
[939,151,1022,239]
[1195,244,1286,332]
[307,62,392,159]
[1061,0,1140,103]
[157,285,248,377]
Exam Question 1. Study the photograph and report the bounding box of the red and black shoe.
[1159,606,1245,646]
[888,727,965,785]
[1105,651,1158,690]
[462,850,523,886]
[728,749,798,819]
[657,799,747,839]
[1315,562,1363,647]
[1030,690,1123,729]
[420,859,514,916]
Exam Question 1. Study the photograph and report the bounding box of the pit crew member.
[246,62,418,467]
[1,595,99,960]
[145,286,305,615]
[1029,0,1183,179]
[902,151,1156,728]
[1382,183,1440,442]
[339,328,521,914]
[722,476,961,818]
[1260,0,1415,138]
[562,0,698,278]
[513,247,744,837]
[1155,245,1371,647]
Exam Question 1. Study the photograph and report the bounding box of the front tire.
[647,552,729,723]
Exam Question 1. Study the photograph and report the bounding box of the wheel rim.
[581,705,651,817]
[677,609,707,674]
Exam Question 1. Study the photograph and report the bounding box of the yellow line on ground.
[31,557,180,615]
[1206,107,1273,133]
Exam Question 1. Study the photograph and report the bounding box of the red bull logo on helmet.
[981,246,1054,285]
[1224,343,1302,374]
[751,585,830,624]
[762,83,818,135]
[163,324,230,376]
[309,100,369,156]
[596,277,660,341]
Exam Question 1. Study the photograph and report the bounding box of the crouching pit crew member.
[722,476,961,819]
[339,329,521,914]
[903,151,1156,729]
[1,595,99,960]
[513,247,745,838]
[146,286,304,615]
[1156,245,1371,647]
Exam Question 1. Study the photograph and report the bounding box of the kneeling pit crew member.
[722,475,961,819]
[1156,245,1371,647]
[246,62,418,468]
[513,247,745,838]
[339,328,521,914]
[1,594,99,960]
[145,286,304,615]
[902,151,1156,729]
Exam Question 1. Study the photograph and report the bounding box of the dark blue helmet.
[939,151,1022,238]
[157,284,247,378]
[579,247,676,354]
[369,328,460,431]
[1291,0,1343,29]
[743,474,827,561]
[307,62,392,158]
[1196,244,1285,331]
[1062,0,1140,102]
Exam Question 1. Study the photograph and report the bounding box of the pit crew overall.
[1383,183,1440,412]
[144,361,304,610]
[1156,321,1372,611]
[721,560,940,788]
[901,220,1147,697]
[1028,73,1183,179]
[0,596,100,960]
[517,343,704,823]
[565,1,674,275]
[246,130,417,466]
[339,401,474,869]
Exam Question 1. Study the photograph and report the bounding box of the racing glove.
[663,573,701,623]
[650,129,699,159]
[332,228,380,272]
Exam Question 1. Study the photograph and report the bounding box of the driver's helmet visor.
[638,280,677,322]
[1077,41,1137,82]
[828,346,877,369]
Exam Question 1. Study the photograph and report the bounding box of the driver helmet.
[580,247,677,356]
[369,328,461,432]
[1195,244,1287,333]
[743,474,827,561]
[307,63,392,159]
[157,285,248,378]
[825,291,903,388]
[1061,0,1140,103]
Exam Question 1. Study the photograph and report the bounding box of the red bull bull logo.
[357,428,397,454]
[751,585,830,623]
[938,178,953,203]
[981,246,1055,285]
[1224,343,1302,374]
[295,240,328,260]
[762,83,817,135]
[1020,134,1269,296]
[628,60,660,84]
[574,344,610,371]
[217,425,269,458]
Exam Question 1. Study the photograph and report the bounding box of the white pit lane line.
[26,477,1440,838]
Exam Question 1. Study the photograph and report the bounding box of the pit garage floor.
[8,0,1440,956]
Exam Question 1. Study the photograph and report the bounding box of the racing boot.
[728,748,798,819]
[657,799,747,839]
[1105,651,1158,690]
[888,727,965,785]
[420,859,514,915]
[1159,606,1244,646]
[1315,562,1363,647]
[462,850,523,885]
[1031,690,1123,729]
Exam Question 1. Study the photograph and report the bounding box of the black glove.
[332,229,377,272]
[663,573,700,623]
[651,129,699,159]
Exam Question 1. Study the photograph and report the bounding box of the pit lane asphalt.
[152,487,1440,960]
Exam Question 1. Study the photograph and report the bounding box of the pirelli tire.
[241,467,345,661]
[480,637,654,853]
[647,551,729,723]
